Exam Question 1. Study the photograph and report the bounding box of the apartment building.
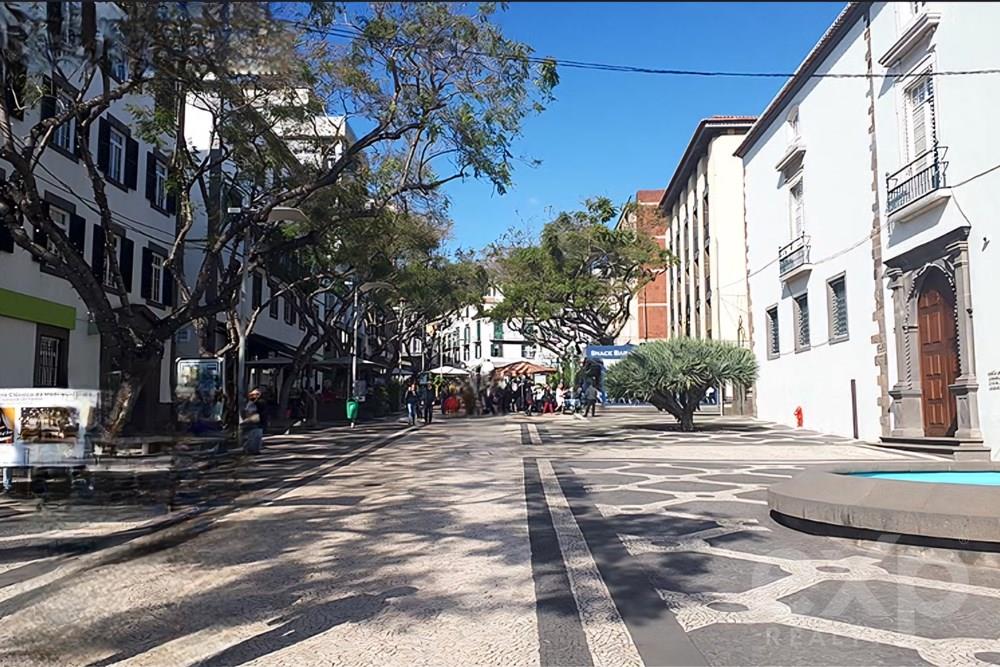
[661,117,754,346]
[615,189,668,345]
[739,2,1000,456]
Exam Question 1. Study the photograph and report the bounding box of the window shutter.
[91,224,105,279]
[81,1,96,54]
[40,77,56,122]
[140,247,152,299]
[68,213,85,253]
[163,267,174,306]
[144,151,156,203]
[96,118,110,173]
[46,1,63,42]
[166,180,177,215]
[0,224,13,253]
[120,236,134,291]
[124,136,139,190]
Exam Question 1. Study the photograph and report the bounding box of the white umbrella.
[427,365,470,376]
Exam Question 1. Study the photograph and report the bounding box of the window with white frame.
[48,206,69,252]
[59,1,82,51]
[789,179,804,238]
[108,127,125,183]
[787,107,800,144]
[104,234,119,288]
[905,73,935,164]
[794,293,810,352]
[109,46,128,81]
[150,252,164,303]
[53,92,75,153]
[153,159,168,210]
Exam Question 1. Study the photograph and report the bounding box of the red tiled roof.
[708,115,758,121]
[636,189,665,204]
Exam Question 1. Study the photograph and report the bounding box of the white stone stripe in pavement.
[537,459,643,667]
[526,423,543,446]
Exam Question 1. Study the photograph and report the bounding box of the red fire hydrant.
[794,406,804,428]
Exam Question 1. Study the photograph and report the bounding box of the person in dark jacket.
[421,383,436,425]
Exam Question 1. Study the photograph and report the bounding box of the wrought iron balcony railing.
[886,147,946,214]
[778,234,811,278]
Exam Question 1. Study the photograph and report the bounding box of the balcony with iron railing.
[886,147,948,220]
[778,234,811,281]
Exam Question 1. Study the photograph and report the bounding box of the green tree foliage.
[488,197,671,354]
[605,339,758,431]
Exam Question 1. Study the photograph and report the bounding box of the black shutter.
[252,273,262,309]
[120,236,134,291]
[68,213,85,253]
[166,182,177,215]
[163,268,174,306]
[96,118,110,174]
[140,247,152,299]
[124,136,138,190]
[81,1,96,53]
[91,224,105,279]
[46,1,63,42]
[144,151,156,203]
[40,77,56,121]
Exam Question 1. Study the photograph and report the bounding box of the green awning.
[0,287,76,330]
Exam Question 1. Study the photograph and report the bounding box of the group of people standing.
[399,374,602,426]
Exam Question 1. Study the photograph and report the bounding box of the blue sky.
[440,1,845,251]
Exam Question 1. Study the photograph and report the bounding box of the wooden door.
[917,272,958,437]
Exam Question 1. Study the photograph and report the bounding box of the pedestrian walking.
[404,382,419,426]
[240,387,267,454]
[421,383,436,425]
[584,384,599,417]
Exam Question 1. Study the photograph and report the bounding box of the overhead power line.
[299,21,1000,80]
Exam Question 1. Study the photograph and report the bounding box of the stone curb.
[2,425,416,595]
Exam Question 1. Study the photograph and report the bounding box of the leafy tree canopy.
[487,197,671,355]
[605,338,758,431]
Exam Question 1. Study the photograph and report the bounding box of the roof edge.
[734,2,867,159]
[659,117,756,211]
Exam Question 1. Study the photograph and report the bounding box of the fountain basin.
[768,461,1000,548]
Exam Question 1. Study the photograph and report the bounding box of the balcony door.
[917,270,958,437]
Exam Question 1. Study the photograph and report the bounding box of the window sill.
[879,11,941,67]
[794,345,811,354]
[50,143,79,163]
[150,202,171,217]
[829,334,849,346]
[766,352,779,361]
[145,299,166,311]
[775,141,806,172]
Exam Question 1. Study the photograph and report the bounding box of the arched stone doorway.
[885,227,982,449]
[915,269,958,437]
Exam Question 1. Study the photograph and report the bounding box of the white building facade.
[662,117,754,345]
[739,1,1000,456]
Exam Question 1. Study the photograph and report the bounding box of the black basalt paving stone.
[976,652,1000,665]
[734,490,768,502]
[751,468,803,476]
[705,530,840,561]
[667,501,771,523]
[639,481,741,493]
[564,460,629,470]
[780,579,1000,640]
[701,474,779,485]
[621,466,706,476]
[584,489,675,506]
[688,623,929,666]
[582,472,654,486]
[641,551,789,595]
[876,555,1000,589]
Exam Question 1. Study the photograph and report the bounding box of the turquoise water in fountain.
[850,471,1000,486]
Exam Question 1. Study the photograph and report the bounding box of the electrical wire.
[293,20,1000,81]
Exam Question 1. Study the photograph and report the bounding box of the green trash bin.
[346,398,359,423]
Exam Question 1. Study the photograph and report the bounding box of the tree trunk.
[679,409,696,432]
[103,352,160,438]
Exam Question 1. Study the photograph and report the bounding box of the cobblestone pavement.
[1,410,996,666]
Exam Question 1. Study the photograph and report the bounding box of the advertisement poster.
[175,358,225,428]
[0,388,100,468]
